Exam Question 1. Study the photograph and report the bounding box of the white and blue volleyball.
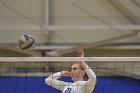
[18,35,35,51]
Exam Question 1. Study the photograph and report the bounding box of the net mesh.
[0,57,140,93]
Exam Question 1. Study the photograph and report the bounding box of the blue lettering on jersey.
[64,87,72,93]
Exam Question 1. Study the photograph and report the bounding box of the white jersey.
[45,66,96,93]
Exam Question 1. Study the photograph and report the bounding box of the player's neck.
[74,78,83,82]
[78,78,84,81]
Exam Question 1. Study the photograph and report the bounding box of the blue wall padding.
[0,77,140,93]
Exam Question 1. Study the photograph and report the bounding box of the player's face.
[70,63,85,82]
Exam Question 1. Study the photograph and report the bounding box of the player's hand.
[78,49,84,57]
[61,71,71,77]
[78,49,88,69]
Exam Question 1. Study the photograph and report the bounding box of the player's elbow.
[45,78,52,86]
[88,75,97,85]
[89,74,96,80]
[88,79,96,86]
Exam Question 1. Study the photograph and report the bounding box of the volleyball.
[18,35,35,51]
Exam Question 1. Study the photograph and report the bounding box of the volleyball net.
[0,57,140,93]
[0,57,140,78]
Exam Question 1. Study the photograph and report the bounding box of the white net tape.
[0,57,140,62]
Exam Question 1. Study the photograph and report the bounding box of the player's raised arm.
[78,50,97,92]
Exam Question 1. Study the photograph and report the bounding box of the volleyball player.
[45,50,96,93]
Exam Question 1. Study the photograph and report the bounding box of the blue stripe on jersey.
[64,88,72,93]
